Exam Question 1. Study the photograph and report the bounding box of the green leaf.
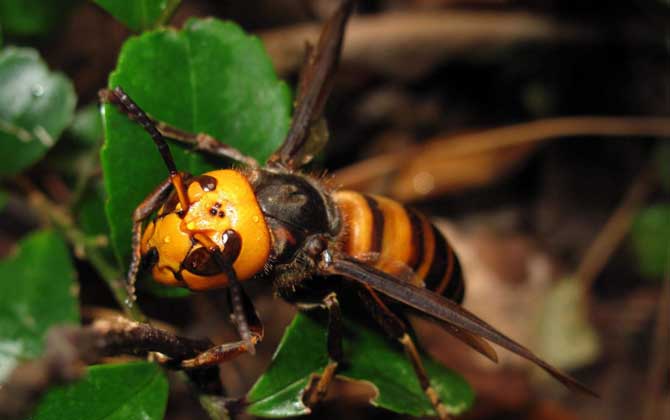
[31,361,168,420]
[138,271,191,298]
[94,0,181,32]
[68,104,103,147]
[101,18,291,267]
[0,47,76,177]
[77,183,110,239]
[247,313,474,418]
[48,104,104,181]
[632,204,670,278]
[0,0,79,36]
[0,230,78,382]
[536,276,599,370]
[74,183,119,270]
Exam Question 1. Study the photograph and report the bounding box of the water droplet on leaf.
[31,84,45,97]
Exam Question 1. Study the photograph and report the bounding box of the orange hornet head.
[140,169,271,291]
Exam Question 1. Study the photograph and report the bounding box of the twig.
[573,161,662,418]
[334,116,670,200]
[642,252,670,420]
[155,0,182,28]
[13,179,232,419]
[576,164,655,293]
[16,177,144,321]
[260,10,597,78]
[0,318,219,420]
[409,117,670,160]
[80,305,178,333]
[69,139,103,207]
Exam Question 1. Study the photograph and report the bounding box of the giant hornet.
[99,0,597,418]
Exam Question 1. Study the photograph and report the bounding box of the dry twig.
[576,164,655,293]
[335,116,670,201]
[642,259,670,420]
[0,317,219,420]
[260,10,596,79]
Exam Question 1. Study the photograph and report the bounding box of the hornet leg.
[179,276,264,368]
[359,287,451,420]
[179,232,264,368]
[127,177,173,301]
[301,292,344,408]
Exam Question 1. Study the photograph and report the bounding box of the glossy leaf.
[247,313,474,418]
[0,0,78,36]
[0,230,78,383]
[0,47,76,177]
[77,183,110,239]
[31,362,168,420]
[49,104,103,180]
[632,204,670,278]
[101,18,291,267]
[94,0,181,32]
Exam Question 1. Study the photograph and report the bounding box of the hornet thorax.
[250,169,341,294]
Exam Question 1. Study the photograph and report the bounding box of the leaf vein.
[249,376,311,407]
[98,366,163,420]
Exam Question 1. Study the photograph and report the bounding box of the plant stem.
[575,163,654,305]
[68,141,102,208]
[155,0,182,27]
[18,177,144,321]
[199,394,231,420]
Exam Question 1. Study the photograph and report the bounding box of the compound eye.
[305,236,327,257]
[182,247,221,276]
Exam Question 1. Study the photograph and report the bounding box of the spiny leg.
[179,336,259,369]
[180,278,263,369]
[179,230,263,368]
[301,292,344,407]
[127,177,174,302]
[99,88,258,168]
[179,277,263,368]
[359,287,451,420]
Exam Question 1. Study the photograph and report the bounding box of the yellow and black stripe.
[333,191,464,303]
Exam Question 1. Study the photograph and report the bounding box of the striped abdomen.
[332,191,464,303]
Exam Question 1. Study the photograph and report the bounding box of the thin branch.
[12,179,232,420]
[69,139,103,207]
[334,116,670,200]
[155,0,182,28]
[16,177,144,321]
[0,318,219,420]
[576,164,655,293]
[642,250,670,420]
[260,10,597,78]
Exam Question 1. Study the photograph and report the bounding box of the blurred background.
[1,1,669,419]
